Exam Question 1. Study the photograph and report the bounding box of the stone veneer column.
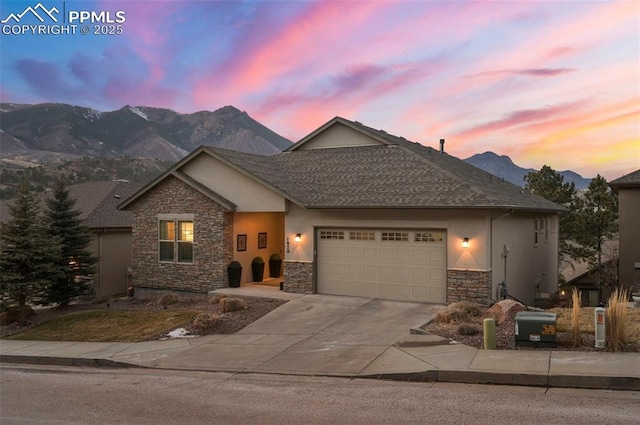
[283,261,314,293]
[447,269,493,306]
[130,176,233,293]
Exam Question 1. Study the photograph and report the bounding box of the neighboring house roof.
[121,116,565,212]
[609,169,640,193]
[68,181,141,228]
[565,258,618,288]
[0,180,141,228]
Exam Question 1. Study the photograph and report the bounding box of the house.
[609,169,640,293]
[68,181,141,300]
[119,117,564,305]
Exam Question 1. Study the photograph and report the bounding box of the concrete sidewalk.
[1,292,639,391]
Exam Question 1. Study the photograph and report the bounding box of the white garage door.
[317,229,447,303]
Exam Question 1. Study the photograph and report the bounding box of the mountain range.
[0,102,592,189]
[464,152,592,189]
[0,103,291,161]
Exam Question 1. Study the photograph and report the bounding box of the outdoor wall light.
[294,233,302,243]
[462,237,470,248]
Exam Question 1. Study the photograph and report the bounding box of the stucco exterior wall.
[129,176,233,293]
[491,213,559,304]
[617,188,640,290]
[284,203,491,269]
[296,122,385,150]
[232,212,285,283]
[181,153,286,212]
[89,229,132,301]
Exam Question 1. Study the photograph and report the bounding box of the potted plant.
[227,261,242,288]
[269,253,282,278]
[251,256,265,282]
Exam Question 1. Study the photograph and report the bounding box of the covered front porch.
[231,212,285,285]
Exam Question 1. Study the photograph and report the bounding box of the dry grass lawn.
[4,310,201,342]
[550,306,640,351]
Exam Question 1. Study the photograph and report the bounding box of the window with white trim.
[320,230,344,240]
[349,231,375,241]
[415,232,445,243]
[159,219,194,263]
[381,232,408,241]
[533,219,539,248]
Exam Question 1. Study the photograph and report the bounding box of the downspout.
[490,209,513,302]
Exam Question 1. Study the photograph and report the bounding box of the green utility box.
[514,312,557,348]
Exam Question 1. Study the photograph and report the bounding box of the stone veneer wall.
[283,261,313,293]
[447,269,493,306]
[130,176,233,293]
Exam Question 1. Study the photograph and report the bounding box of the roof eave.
[303,204,565,212]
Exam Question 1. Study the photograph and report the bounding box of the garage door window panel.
[320,230,344,240]
[349,231,376,241]
[381,232,408,241]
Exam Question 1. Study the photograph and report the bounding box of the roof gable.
[119,146,294,212]
[287,117,390,151]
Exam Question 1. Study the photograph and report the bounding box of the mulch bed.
[422,317,601,352]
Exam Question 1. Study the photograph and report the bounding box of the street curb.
[0,355,145,369]
[3,355,638,391]
[548,374,640,391]
[361,370,640,391]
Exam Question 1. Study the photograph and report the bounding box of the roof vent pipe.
[439,138,445,154]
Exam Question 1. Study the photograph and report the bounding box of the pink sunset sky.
[1,0,638,180]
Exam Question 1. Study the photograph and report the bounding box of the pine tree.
[572,175,618,289]
[0,181,61,322]
[41,180,97,306]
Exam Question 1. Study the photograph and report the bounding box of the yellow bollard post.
[483,318,496,350]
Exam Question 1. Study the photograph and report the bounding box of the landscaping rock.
[488,299,525,325]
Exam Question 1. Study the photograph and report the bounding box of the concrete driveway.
[139,294,443,376]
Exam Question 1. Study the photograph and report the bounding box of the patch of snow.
[166,328,196,339]
[83,109,103,121]
[175,145,189,156]
[128,106,149,121]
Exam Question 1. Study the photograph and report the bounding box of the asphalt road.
[1,364,638,425]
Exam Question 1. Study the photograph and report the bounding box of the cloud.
[466,68,576,78]
[330,64,388,91]
[16,59,70,96]
[454,101,584,140]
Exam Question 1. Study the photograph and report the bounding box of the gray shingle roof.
[1,181,141,227]
[205,117,564,211]
[69,181,142,228]
[609,169,640,191]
